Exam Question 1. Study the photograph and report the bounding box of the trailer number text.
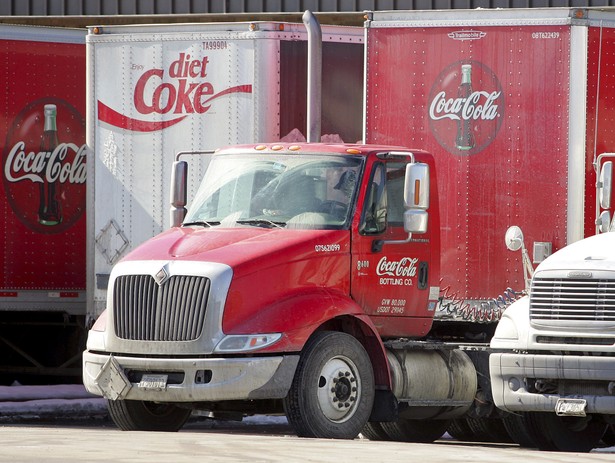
[203,41,228,50]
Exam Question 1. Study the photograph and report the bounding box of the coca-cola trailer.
[365,7,614,322]
[0,23,87,380]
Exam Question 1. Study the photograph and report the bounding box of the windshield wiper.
[235,219,285,229]
[182,220,220,228]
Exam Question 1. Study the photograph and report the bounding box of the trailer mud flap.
[94,355,132,400]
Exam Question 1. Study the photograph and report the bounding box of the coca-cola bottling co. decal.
[428,60,504,156]
[3,98,86,234]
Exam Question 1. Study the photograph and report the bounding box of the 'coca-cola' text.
[376,256,418,277]
[5,142,87,184]
[429,90,501,121]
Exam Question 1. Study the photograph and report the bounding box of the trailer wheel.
[361,421,391,441]
[465,417,513,443]
[284,331,375,439]
[380,418,450,443]
[523,412,607,452]
[107,399,192,432]
[447,419,476,442]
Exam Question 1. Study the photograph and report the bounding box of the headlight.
[90,309,108,332]
[491,315,519,345]
[214,333,282,353]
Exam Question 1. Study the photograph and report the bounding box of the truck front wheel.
[284,331,375,439]
[107,399,192,432]
[523,412,607,452]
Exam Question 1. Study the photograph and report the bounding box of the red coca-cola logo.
[3,98,86,234]
[98,53,252,133]
[428,60,504,155]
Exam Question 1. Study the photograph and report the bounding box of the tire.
[380,418,450,443]
[107,399,192,432]
[502,413,536,448]
[601,424,615,446]
[523,412,607,452]
[284,331,375,439]
[465,417,514,443]
[447,419,476,442]
[361,421,391,441]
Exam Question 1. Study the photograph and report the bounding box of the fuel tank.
[387,348,477,419]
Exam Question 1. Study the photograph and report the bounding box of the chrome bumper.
[490,352,615,414]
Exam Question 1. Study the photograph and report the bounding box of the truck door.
[351,160,436,338]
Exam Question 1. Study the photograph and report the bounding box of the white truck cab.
[489,156,615,452]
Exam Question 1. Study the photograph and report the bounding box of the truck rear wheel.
[107,399,192,432]
[380,418,450,443]
[361,421,391,441]
[284,331,375,439]
[523,412,607,452]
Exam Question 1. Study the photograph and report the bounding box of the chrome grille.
[113,274,210,341]
[530,278,615,325]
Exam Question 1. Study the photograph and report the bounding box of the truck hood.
[122,225,349,277]
[535,232,615,273]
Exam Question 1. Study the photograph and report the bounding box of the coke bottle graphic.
[38,104,62,225]
[455,64,475,151]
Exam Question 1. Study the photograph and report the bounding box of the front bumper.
[83,350,299,402]
[490,352,615,414]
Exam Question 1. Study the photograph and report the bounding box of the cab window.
[360,162,406,234]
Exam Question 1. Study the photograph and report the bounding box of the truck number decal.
[532,32,560,39]
[314,244,341,252]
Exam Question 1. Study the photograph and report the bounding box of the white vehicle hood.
[535,232,615,273]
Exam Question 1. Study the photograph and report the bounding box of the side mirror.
[504,225,534,292]
[505,225,524,252]
[404,209,428,234]
[170,160,188,228]
[598,210,612,233]
[404,163,429,209]
[599,161,612,209]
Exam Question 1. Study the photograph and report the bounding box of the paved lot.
[0,419,614,463]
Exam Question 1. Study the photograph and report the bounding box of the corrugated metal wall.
[1,0,615,16]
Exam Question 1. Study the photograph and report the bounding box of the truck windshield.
[183,153,363,230]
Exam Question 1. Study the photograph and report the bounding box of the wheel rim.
[316,355,361,423]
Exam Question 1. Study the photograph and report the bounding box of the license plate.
[555,398,587,417]
[138,374,168,390]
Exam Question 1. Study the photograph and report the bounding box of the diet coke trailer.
[0,24,86,380]
[86,21,363,321]
[363,7,615,331]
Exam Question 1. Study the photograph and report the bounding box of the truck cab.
[83,143,452,438]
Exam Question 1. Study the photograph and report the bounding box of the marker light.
[414,179,421,206]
